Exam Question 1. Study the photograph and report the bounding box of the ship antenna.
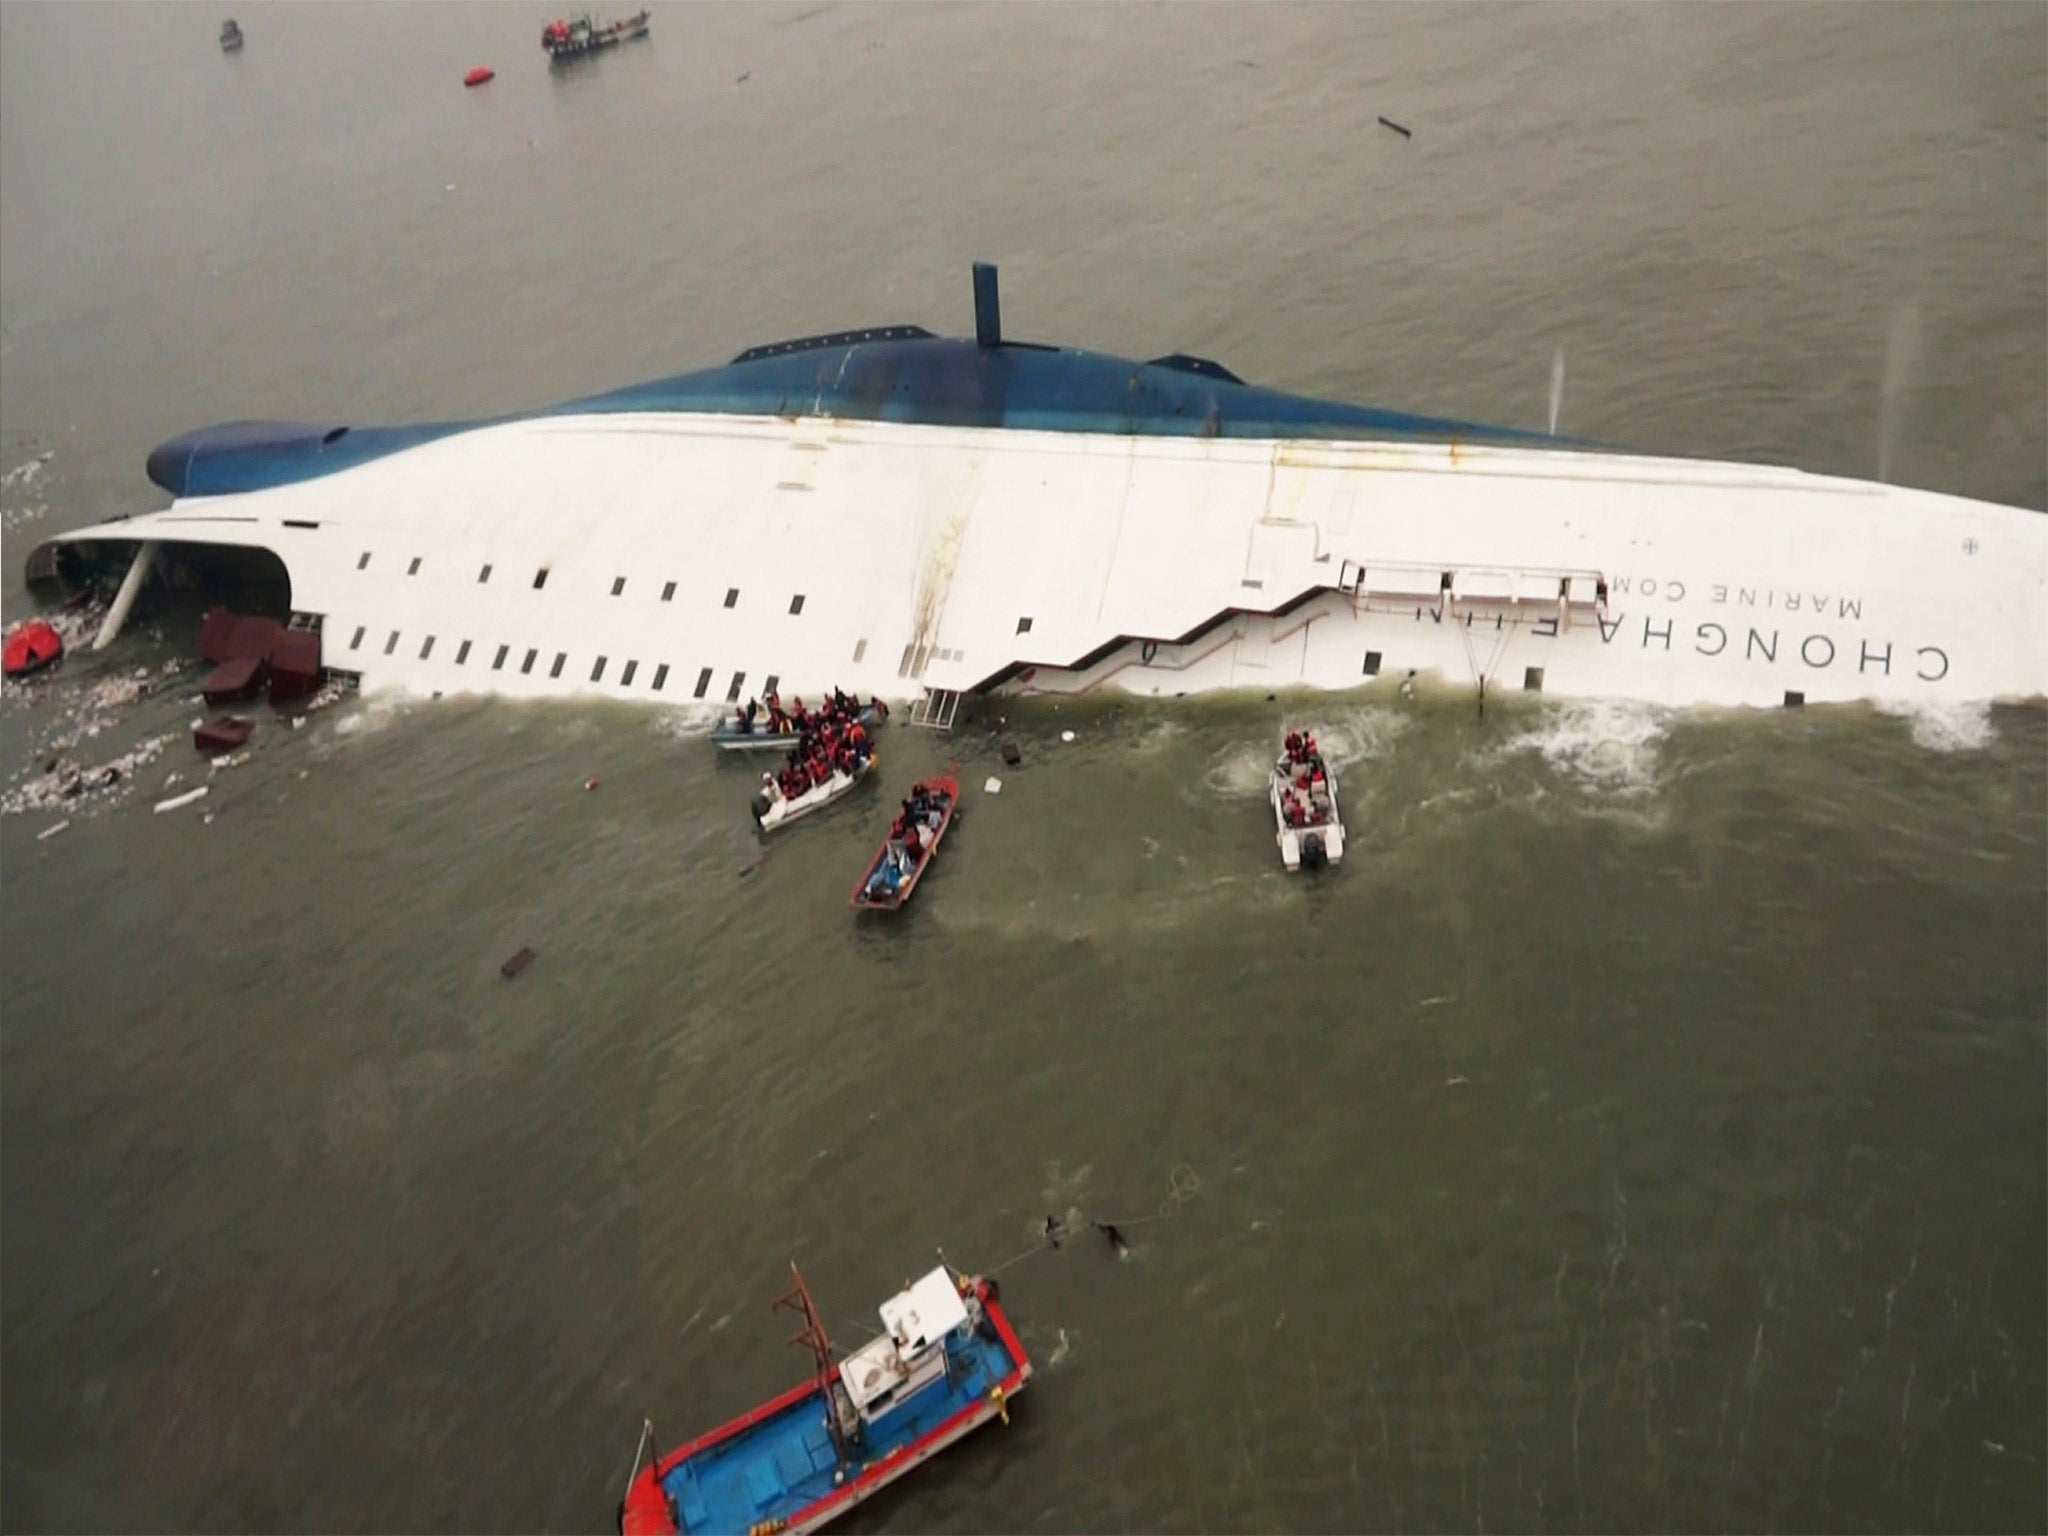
[1877,300,1920,484]
[1547,346,1565,437]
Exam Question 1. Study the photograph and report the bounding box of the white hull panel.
[42,411,2048,716]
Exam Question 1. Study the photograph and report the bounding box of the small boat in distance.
[618,1262,1029,1536]
[753,752,878,833]
[852,776,957,910]
[1271,729,1343,872]
[541,9,651,62]
[219,18,243,51]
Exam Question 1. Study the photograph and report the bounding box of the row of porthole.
[355,551,804,615]
[343,623,784,701]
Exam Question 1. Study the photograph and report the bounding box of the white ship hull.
[38,409,2045,717]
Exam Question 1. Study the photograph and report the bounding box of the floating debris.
[500,946,537,978]
[154,785,209,815]
[1,733,171,817]
[36,819,70,841]
[983,776,1003,794]
[1060,730,1076,743]
[1000,740,1022,766]
[1377,115,1412,139]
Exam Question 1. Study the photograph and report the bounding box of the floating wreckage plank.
[500,946,537,979]
[154,786,209,815]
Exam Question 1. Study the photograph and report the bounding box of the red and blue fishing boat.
[618,1263,1029,1535]
[850,775,957,910]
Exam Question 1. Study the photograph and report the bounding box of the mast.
[772,1263,848,1456]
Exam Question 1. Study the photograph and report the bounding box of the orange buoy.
[464,65,495,87]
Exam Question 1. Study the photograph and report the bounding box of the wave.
[1876,698,1996,754]
[1487,698,1670,792]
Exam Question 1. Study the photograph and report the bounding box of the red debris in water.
[464,65,495,86]
[2,619,62,679]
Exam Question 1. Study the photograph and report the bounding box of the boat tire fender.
[750,793,771,822]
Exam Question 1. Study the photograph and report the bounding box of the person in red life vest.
[1302,732,1319,761]
[1285,730,1302,762]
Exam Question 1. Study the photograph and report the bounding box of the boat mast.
[772,1263,848,1455]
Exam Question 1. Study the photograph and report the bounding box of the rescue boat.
[618,1263,1028,1536]
[1270,731,1343,872]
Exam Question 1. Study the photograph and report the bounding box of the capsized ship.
[26,265,2046,723]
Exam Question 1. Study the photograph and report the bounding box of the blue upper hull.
[143,273,1578,500]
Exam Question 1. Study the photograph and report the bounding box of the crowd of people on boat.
[746,689,878,806]
[1277,729,1333,829]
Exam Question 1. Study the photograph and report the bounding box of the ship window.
[693,667,713,699]
[621,659,639,686]
[479,564,493,584]
[724,588,739,609]
[1523,665,1543,692]
[1016,616,1033,634]
[661,581,676,602]
[350,626,366,650]
[456,640,472,665]
[612,577,626,597]
[789,594,805,616]
[852,639,867,663]
[652,663,670,692]
[725,670,745,702]
[408,557,422,576]
[521,648,538,675]
[550,652,566,679]
[1363,650,1381,676]
[384,630,400,655]
[763,674,779,695]
[592,656,608,683]
[493,644,509,670]
[419,635,435,660]
[1783,690,1805,708]
[534,568,549,590]
[357,552,371,571]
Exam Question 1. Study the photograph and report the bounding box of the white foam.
[650,705,721,742]
[1308,705,1411,767]
[1492,699,1670,792]
[1877,699,1996,753]
[1201,742,1273,799]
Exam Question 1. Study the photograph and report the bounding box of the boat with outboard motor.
[1271,729,1343,872]
[853,777,957,910]
[542,9,649,61]
[753,753,878,833]
[618,1262,1028,1536]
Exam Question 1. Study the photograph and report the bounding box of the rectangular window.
[350,626,366,650]
[550,652,566,679]
[456,640,472,665]
[1363,650,1382,677]
[1016,616,1033,634]
[493,644,510,671]
[693,667,713,699]
[763,674,780,696]
[357,552,371,571]
[652,663,669,692]
[407,557,422,576]
[478,564,493,584]
[725,670,745,702]
[660,581,676,603]
[384,630,400,655]
[611,577,626,597]
[419,635,435,660]
[789,594,805,616]
[852,638,867,663]
[723,587,739,609]
[1523,665,1543,692]
[591,656,608,683]
[533,568,549,590]
[621,659,639,687]
[521,648,538,675]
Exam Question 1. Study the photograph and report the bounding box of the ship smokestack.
[972,262,1002,348]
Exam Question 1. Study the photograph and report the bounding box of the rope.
[972,1164,1205,1279]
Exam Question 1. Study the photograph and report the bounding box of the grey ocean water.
[2,3,2043,1532]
